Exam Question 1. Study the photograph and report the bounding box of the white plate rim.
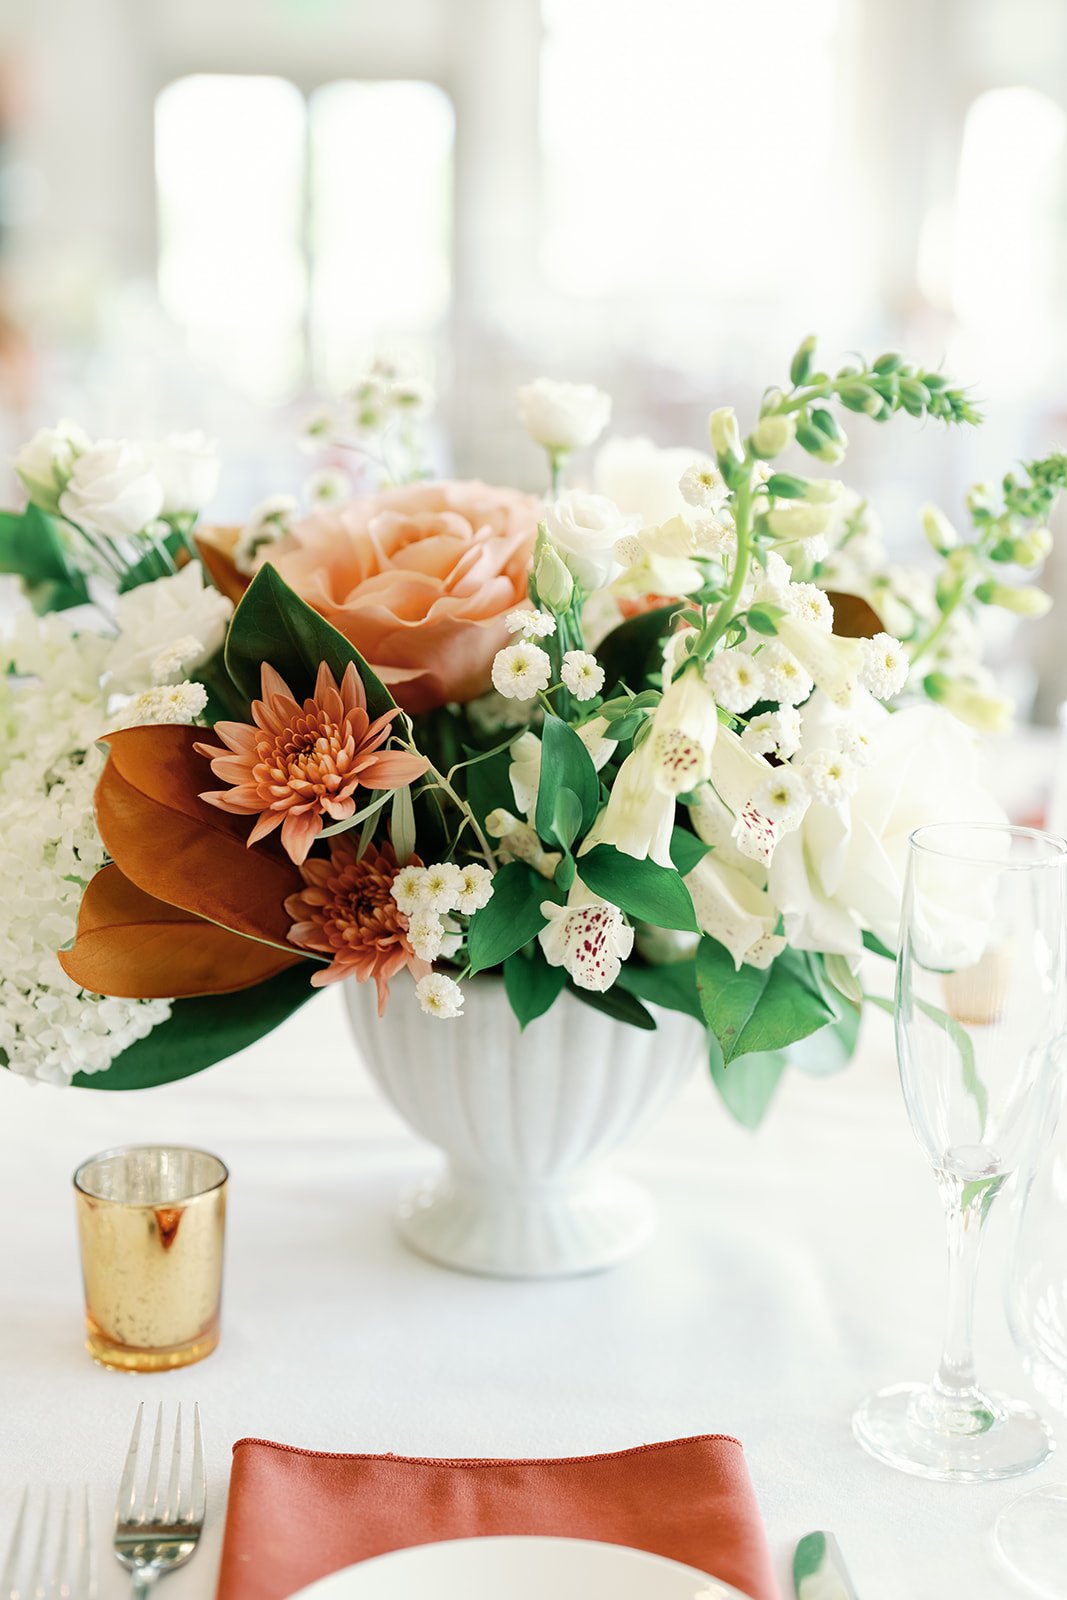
[288,1535,750,1600]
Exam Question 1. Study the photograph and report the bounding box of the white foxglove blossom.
[59,441,165,539]
[517,379,611,453]
[685,852,786,971]
[486,808,562,878]
[754,767,810,832]
[749,413,797,459]
[561,651,604,701]
[0,613,171,1085]
[923,672,1013,732]
[543,490,639,591]
[538,882,634,992]
[145,432,220,517]
[799,748,858,806]
[708,407,744,470]
[649,668,719,795]
[775,613,861,706]
[595,436,709,528]
[491,640,552,700]
[787,583,834,631]
[109,681,208,730]
[407,908,447,961]
[454,863,494,914]
[233,494,299,575]
[508,731,544,820]
[506,607,556,639]
[752,640,813,706]
[14,420,90,514]
[303,467,352,507]
[679,459,728,511]
[705,649,764,715]
[706,725,793,865]
[765,502,835,542]
[858,632,909,699]
[391,864,428,915]
[769,692,1005,957]
[580,740,675,869]
[106,564,233,694]
[416,972,465,1019]
[742,706,802,760]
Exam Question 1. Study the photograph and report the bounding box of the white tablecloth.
[0,975,1057,1600]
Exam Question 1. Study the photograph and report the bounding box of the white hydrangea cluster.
[0,613,171,1085]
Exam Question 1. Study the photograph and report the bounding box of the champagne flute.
[853,822,1067,1481]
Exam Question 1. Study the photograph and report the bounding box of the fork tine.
[2,1487,28,1600]
[143,1405,164,1524]
[28,1491,49,1600]
[189,1405,205,1525]
[163,1406,182,1525]
[73,1492,92,1600]
[54,1492,70,1600]
[115,1403,144,1526]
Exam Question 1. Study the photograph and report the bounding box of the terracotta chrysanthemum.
[285,837,429,1010]
[195,661,428,866]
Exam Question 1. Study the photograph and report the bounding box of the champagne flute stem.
[932,1169,1003,1412]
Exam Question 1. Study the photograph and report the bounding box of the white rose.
[14,420,90,514]
[595,436,714,529]
[144,431,221,517]
[543,490,639,591]
[107,563,233,692]
[767,692,1005,958]
[517,379,611,453]
[59,442,165,539]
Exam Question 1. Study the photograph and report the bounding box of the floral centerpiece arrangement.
[2,342,1063,1136]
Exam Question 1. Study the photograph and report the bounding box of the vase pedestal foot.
[394,1167,655,1279]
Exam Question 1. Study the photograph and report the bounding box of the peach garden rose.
[266,480,540,714]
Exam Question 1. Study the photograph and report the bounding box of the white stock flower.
[705,649,764,715]
[145,432,220,517]
[391,864,427,915]
[538,881,634,992]
[107,564,233,693]
[543,490,639,591]
[506,608,556,639]
[454,863,494,914]
[233,495,299,575]
[581,739,675,869]
[416,972,465,1019]
[491,640,552,700]
[561,651,604,701]
[685,852,785,971]
[753,767,810,832]
[517,379,611,453]
[787,583,834,631]
[595,436,708,528]
[303,467,352,507]
[109,680,208,730]
[799,748,858,806]
[742,706,802,760]
[768,691,1005,956]
[753,641,813,706]
[859,632,909,699]
[14,420,90,514]
[679,458,728,511]
[649,668,719,795]
[59,441,165,539]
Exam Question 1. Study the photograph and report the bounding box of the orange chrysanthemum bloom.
[195,660,429,866]
[285,838,429,1011]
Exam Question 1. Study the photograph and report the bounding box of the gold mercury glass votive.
[73,1145,227,1371]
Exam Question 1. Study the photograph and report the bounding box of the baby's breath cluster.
[390,860,494,1018]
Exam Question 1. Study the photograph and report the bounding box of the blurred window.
[155,75,453,399]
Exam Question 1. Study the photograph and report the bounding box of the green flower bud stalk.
[533,542,575,611]
[923,672,1013,733]
[974,580,1052,617]
[749,413,797,459]
[1010,528,1053,567]
[708,407,744,471]
[790,335,816,387]
[921,503,959,555]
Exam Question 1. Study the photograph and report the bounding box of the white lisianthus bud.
[749,414,797,460]
[542,490,639,591]
[1010,528,1053,566]
[974,580,1053,617]
[517,379,612,453]
[14,420,90,514]
[145,431,221,517]
[921,502,958,555]
[579,743,676,869]
[708,407,744,470]
[58,441,165,538]
[765,503,835,542]
[923,672,1013,732]
[649,668,719,794]
[533,541,575,610]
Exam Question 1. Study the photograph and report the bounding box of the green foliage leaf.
[504,945,567,1028]
[467,862,553,974]
[117,530,188,593]
[71,964,318,1090]
[786,1004,861,1076]
[669,827,709,876]
[0,504,89,614]
[746,604,783,635]
[568,982,656,1030]
[595,603,679,694]
[862,930,896,961]
[616,958,704,1023]
[696,938,838,1065]
[579,844,699,933]
[535,716,600,845]
[551,787,583,852]
[707,1032,787,1129]
[226,564,396,718]
[464,744,515,827]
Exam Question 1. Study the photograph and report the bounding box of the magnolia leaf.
[826,590,885,639]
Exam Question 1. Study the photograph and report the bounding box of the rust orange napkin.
[215,1434,778,1600]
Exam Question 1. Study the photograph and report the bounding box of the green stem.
[908,589,965,669]
[423,759,498,870]
[693,472,755,658]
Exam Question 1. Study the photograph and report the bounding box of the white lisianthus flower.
[679,459,728,511]
[543,490,639,591]
[234,494,300,575]
[754,767,810,832]
[144,432,220,517]
[59,441,165,539]
[595,436,710,529]
[491,640,552,701]
[303,467,352,507]
[754,641,814,706]
[506,607,556,639]
[517,379,611,453]
[742,706,802,760]
[787,583,834,632]
[416,972,465,1019]
[106,564,233,693]
[391,864,428,915]
[532,543,575,610]
[649,668,719,795]
[109,680,209,730]
[705,648,764,715]
[685,851,786,971]
[538,881,634,992]
[859,632,910,699]
[561,650,604,701]
[14,420,90,514]
[454,863,494,915]
[798,748,858,806]
[581,739,675,869]
[768,691,1006,956]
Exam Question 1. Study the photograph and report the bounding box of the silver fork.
[113,1404,206,1600]
[3,1487,95,1600]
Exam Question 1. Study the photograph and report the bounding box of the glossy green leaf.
[535,716,600,845]
[616,958,704,1023]
[504,945,567,1029]
[862,929,896,961]
[594,603,679,694]
[551,787,583,852]
[669,827,709,876]
[579,844,699,933]
[568,982,656,1030]
[697,939,837,1065]
[0,504,89,614]
[467,862,554,974]
[117,530,187,593]
[707,1032,787,1129]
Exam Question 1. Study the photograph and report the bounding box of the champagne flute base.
[995,1484,1067,1597]
[852,1381,1054,1481]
